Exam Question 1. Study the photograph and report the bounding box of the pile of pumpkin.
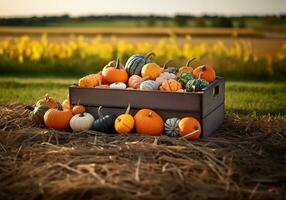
[27,95,202,141]
[78,52,216,92]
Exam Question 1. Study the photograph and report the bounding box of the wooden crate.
[69,77,225,137]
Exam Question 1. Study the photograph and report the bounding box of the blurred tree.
[238,18,246,28]
[174,15,188,27]
[147,15,156,27]
[212,17,233,28]
[195,17,206,27]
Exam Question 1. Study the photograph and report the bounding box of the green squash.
[91,106,117,133]
[140,80,159,90]
[186,79,209,92]
[26,105,50,124]
[164,118,180,137]
[125,52,155,76]
[178,72,194,87]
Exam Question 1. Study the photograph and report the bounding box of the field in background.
[0,77,285,116]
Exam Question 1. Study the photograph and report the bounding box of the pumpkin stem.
[79,112,85,117]
[181,129,200,139]
[201,65,207,71]
[125,104,131,114]
[198,72,203,80]
[45,93,50,101]
[25,105,34,111]
[145,52,156,59]
[115,58,120,69]
[163,59,173,69]
[186,57,196,67]
[98,106,104,118]
[147,112,153,118]
[77,99,81,106]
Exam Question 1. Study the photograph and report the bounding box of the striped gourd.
[164,118,180,137]
[139,80,159,90]
[125,52,155,76]
[186,79,209,92]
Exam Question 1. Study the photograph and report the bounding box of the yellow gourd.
[114,104,135,134]
[141,63,164,80]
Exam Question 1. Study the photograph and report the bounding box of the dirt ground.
[0,104,285,200]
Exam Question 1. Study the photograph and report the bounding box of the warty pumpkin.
[115,104,135,134]
[91,106,117,133]
[185,78,209,92]
[178,72,194,87]
[193,65,216,83]
[44,101,73,130]
[102,58,128,84]
[159,79,182,92]
[179,117,201,141]
[125,52,155,76]
[36,94,58,109]
[178,58,196,76]
[134,109,164,136]
[78,76,95,88]
[70,112,95,132]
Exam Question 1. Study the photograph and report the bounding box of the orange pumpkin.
[36,94,58,109]
[159,79,182,92]
[102,58,128,84]
[86,73,102,87]
[44,102,73,130]
[62,99,71,110]
[141,63,164,80]
[179,117,201,141]
[72,105,86,115]
[193,65,216,83]
[178,58,196,76]
[134,109,164,136]
[78,76,94,88]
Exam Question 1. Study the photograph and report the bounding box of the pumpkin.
[141,63,164,80]
[178,58,196,76]
[164,118,180,137]
[186,79,209,92]
[160,79,182,92]
[86,73,102,87]
[26,105,50,125]
[164,60,179,75]
[72,105,86,115]
[179,117,201,141]
[128,75,149,89]
[155,72,177,85]
[44,102,73,130]
[178,72,194,87]
[70,112,95,132]
[193,65,216,83]
[36,94,58,109]
[103,60,124,70]
[91,106,117,133]
[134,109,164,136]
[115,104,135,134]
[109,82,127,89]
[140,80,159,90]
[79,76,95,88]
[125,52,155,76]
[102,58,128,84]
[62,99,71,110]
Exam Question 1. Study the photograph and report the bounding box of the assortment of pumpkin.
[26,53,218,141]
[77,53,216,93]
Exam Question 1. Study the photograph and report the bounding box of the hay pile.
[0,104,285,200]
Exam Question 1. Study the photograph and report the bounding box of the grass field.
[0,77,285,116]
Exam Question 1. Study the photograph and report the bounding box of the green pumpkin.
[125,52,155,76]
[164,118,180,137]
[178,72,194,87]
[140,80,159,90]
[186,79,209,92]
[91,106,117,133]
[167,67,179,75]
[26,105,50,124]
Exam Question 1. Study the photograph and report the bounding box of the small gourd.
[141,61,164,80]
[70,112,95,132]
[26,105,50,125]
[128,75,149,89]
[179,117,201,141]
[155,72,177,85]
[79,76,95,88]
[109,82,127,89]
[178,72,194,87]
[114,104,135,134]
[91,106,117,133]
[186,76,209,92]
[140,80,159,90]
[102,58,128,84]
[36,94,58,109]
[159,79,182,92]
[178,58,196,76]
[164,118,180,137]
[193,65,216,83]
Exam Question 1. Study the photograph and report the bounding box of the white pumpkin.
[140,80,159,90]
[155,72,177,85]
[110,82,127,89]
[70,112,95,132]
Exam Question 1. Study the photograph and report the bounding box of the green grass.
[0,77,285,116]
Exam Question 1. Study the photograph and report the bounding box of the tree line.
[0,14,285,27]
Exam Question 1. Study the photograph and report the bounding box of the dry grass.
[0,104,285,200]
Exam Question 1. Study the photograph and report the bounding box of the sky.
[0,0,286,17]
